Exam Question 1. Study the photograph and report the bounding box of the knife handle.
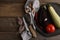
[29,25,37,38]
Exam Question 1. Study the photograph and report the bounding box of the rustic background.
[0,0,60,16]
[0,0,60,40]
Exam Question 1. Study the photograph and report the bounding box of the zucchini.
[48,5,60,28]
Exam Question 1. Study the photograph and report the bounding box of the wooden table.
[0,0,60,16]
[0,0,60,40]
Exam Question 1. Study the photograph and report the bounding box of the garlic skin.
[25,0,40,12]
[25,0,40,18]
[33,0,40,12]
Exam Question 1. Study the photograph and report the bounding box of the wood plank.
[0,32,19,40]
[0,3,25,16]
[0,0,26,3]
[0,17,18,32]
[40,0,60,4]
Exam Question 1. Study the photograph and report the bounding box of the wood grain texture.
[0,17,18,32]
[40,0,60,4]
[0,0,26,16]
[0,3,25,16]
[0,0,60,40]
[0,32,20,40]
[0,0,26,3]
[0,0,60,16]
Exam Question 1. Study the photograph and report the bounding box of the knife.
[23,14,37,38]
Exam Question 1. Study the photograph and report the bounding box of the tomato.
[46,24,55,33]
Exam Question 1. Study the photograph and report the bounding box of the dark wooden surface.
[0,3,24,16]
[0,0,60,40]
[0,0,60,16]
[0,0,26,16]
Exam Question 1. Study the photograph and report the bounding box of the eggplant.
[38,5,52,27]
